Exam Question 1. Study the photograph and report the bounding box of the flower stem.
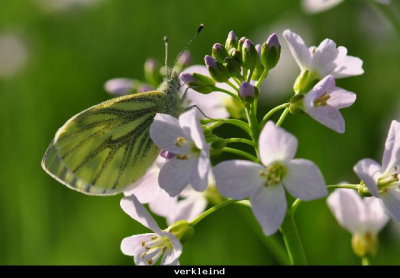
[260,103,290,129]
[222,147,259,162]
[225,138,257,147]
[326,184,359,190]
[246,104,260,142]
[190,199,238,226]
[280,212,308,265]
[255,69,269,89]
[226,80,239,92]
[362,256,370,266]
[214,86,242,103]
[201,118,251,136]
[290,199,302,215]
[276,107,290,127]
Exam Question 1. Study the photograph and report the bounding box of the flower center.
[259,162,287,187]
[378,166,400,191]
[314,92,331,107]
[175,137,187,147]
[139,234,172,265]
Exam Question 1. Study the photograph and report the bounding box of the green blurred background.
[1,0,400,265]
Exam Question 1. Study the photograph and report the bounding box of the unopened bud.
[137,83,154,93]
[261,33,281,70]
[160,150,176,160]
[144,58,162,86]
[223,57,242,79]
[239,82,257,102]
[228,48,243,65]
[237,37,247,53]
[104,78,137,96]
[204,55,230,83]
[212,43,229,63]
[177,51,192,67]
[289,94,305,114]
[225,31,238,50]
[180,72,215,94]
[251,44,265,81]
[242,39,258,71]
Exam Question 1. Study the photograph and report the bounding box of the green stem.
[326,184,359,190]
[260,103,290,129]
[214,86,242,103]
[207,121,224,130]
[246,104,260,142]
[276,107,289,127]
[362,256,370,266]
[255,69,269,88]
[190,199,238,226]
[222,147,259,162]
[226,80,239,92]
[233,77,241,87]
[290,199,302,215]
[201,118,251,136]
[280,212,308,265]
[225,138,256,147]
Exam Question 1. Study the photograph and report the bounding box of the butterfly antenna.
[164,36,169,77]
[170,24,204,75]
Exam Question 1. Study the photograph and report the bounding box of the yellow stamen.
[176,154,188,160]
[141,252,146,259]
[175,137,186,147]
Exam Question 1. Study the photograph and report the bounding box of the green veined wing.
[42,91,169,195]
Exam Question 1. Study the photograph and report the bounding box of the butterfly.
[42,25,204,195]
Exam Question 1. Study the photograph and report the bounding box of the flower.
[104,78,136,96]
[327,189,389,256]
[283,29,364,82]
[150,109,210,197]
[213,121,327,235]
[120,195,183,265]
[302,0,390,14]
[180,65,232,119]
[303,75,356,133]
[354,120,400,222]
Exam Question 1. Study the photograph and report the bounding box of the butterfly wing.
[42,91,169,195]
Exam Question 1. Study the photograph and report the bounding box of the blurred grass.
[0,0,399,265]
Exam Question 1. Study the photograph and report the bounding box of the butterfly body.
[42,73,183,195]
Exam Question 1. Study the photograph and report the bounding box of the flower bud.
[251,44,265,81]
[205,134,227,157]
[137,83,154,93]
[293,70,310,94]
[212,43,229,63]
[289,94,305,114]
[228,48,243,65]
[180,72,215,94]
[358,184,373,197]
[242,39,258,71]
[237,37,247,53]
[177,51,192,67]
[223,57,242,79]
[204,55,230,83]
[104,78,137,96]
[225,31,238,51]
[239,81,258,102]
[167,220,195,243]
[261,33,281,70]
[144,58,162,86]
[160,150,176,160]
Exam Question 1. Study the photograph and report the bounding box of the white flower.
[354,120,400,222]
[181,65,233,119]
[327,189,389,256]
[214,121,327,235]
[150,109,210,197]
[120,195,182,265]
[302,0,390,14]
[283,29,364,81]
[304,75,356,133]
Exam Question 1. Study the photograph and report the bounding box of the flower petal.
[150,113,189,154]
[250,185,287,236]
[283,159,327,200]
[148,189,178,221]
[189,150,210,192]
[311,39,343,77]
[120,195,161,233]
[120,233,155,256]
[353,158,382,197]
[159,232,183,265]
[179,108,208,150]
[364,197,390,234]
[213,160,264,199]
[302,0,344,14]
[123,165,162,203]
[327,189,365,234]
[382,120,400,173]
[381,189,400,222]
[327,87,356,109]
[305,103,345,133]
[169,195,208,224]
[158,156,197,197]
[331,56,364,78]
[161,249,180,265]
[283,29,312,70]
[259,121,298,165]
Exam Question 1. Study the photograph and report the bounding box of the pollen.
[141,241,146,246]
[151,235,158,240]
[176,154,189,160]
[141,252,147,259]
[314,92,331,107]
[175,137,186,147]
[162,246,168,253]
[147,259,153,265]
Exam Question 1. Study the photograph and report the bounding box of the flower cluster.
[114,29,400,265]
